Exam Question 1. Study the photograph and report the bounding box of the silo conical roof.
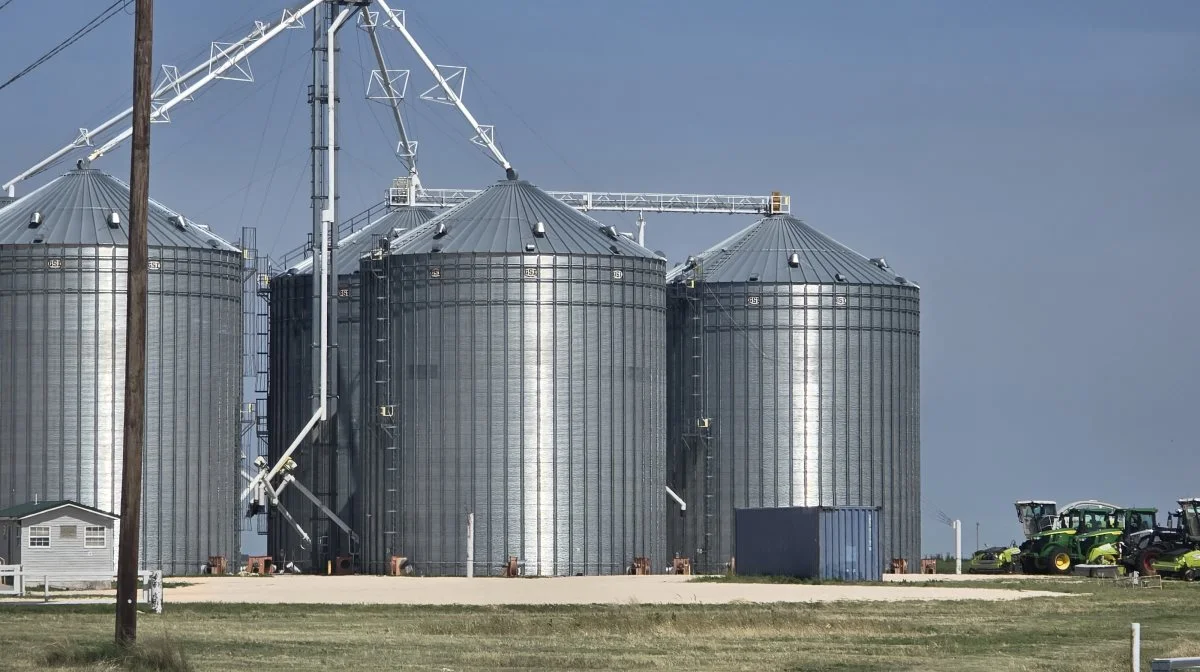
[289,206,435,274]
[0,164,238,251]
[387,179,656,257]
[668,214,903,285]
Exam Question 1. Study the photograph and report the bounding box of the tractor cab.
[1015,501,1057,539]
[1069,508,1124,556]
[1121,508,1157,535]
[1180,499,1200,541]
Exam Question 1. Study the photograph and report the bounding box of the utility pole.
[976,522,980,552]
[116,0,154,647]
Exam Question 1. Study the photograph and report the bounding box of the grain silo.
[359,177,666,576]
[0,162,242,574]
[666,214,920,573]
[267,206,434,571]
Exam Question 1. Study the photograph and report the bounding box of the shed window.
[28,526,50,548]
[59,525,77,539]
[84,527,106,548]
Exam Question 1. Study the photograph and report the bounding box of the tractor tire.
[1184,569,1197,582]
[1138,546,1165,576]
[1046,546,1073,575]
[1021,555,1038,574]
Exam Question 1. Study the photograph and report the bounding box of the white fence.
[0,565,163,612]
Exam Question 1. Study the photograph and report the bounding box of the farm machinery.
[1014,501,1156,575]
[967,546,1020,573]
[1144,498,1200,580]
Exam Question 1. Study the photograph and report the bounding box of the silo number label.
[338,288,350,298]
[148,260,161,270]
[524,267,539,278]
[835,296,847,307]
[47,259,63,269]
[747,296,761,306]
[429,268,441,278]
[612,269,624,280]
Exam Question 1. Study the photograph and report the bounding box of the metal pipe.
[88,0,325,161]
[241,408,320,501]
[321,7,351,419]
[375,0,512,172]
[466,513,475,578]
[364,18,416,176]
[665,485,687,511]
[1,29,261,196]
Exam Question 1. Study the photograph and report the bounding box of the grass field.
[0,580,1195,671]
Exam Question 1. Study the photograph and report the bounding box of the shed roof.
[0,500,119,521]
[0,163,240,251]
[388,179,659,258]
[667,214,909,286]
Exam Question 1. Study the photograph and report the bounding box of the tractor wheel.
[1005,561,1017,574]
[1184,569,1197,582]
[1138,546,1164,576]
[1046,546,1073,575]
[1021,555,1038,574]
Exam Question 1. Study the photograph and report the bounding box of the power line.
[0,0,17,13]
[0,0,131,94]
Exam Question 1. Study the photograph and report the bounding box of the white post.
[466,513,475,578]
[954,520,962,575]
[1132,623,1141,672]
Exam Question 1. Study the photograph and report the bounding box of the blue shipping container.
[734,506,883,581]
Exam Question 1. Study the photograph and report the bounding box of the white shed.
[0,500,119,581]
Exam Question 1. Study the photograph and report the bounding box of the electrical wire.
[0,0,131,94]
[0,0,17,13]
[237,30,295,228]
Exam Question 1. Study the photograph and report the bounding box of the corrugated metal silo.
[666,214,920,572]
[359,178,666,576]
[268,206,434,570]
[0,163,242,574]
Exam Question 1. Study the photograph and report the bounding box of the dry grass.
[41,637,192,672]
[0,580,1196,671]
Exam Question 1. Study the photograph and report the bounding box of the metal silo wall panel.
[667,281,920,572]
[268,272,356,571]
[361,253,665,576]
[0,245,240,575]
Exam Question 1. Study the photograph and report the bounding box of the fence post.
[43,575,49,602]
[1132,622,1141,672]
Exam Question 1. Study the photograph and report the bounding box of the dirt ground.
[134,574,1064,605]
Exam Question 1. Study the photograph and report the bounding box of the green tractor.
[967,546,1021,573]
[1019,504,1125,574]
[1148,498,1200,580]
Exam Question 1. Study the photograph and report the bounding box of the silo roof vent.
[787,252,801,268]
[870,257,888,269]
[28,211,43,229]
[433,221,448,239]
[602,225,619,240]
[532,221,546,237]
[835,272,847,282]
[169,215,187,231]
[106,212,121,229]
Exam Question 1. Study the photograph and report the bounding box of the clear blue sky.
[2,1,1198,555]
